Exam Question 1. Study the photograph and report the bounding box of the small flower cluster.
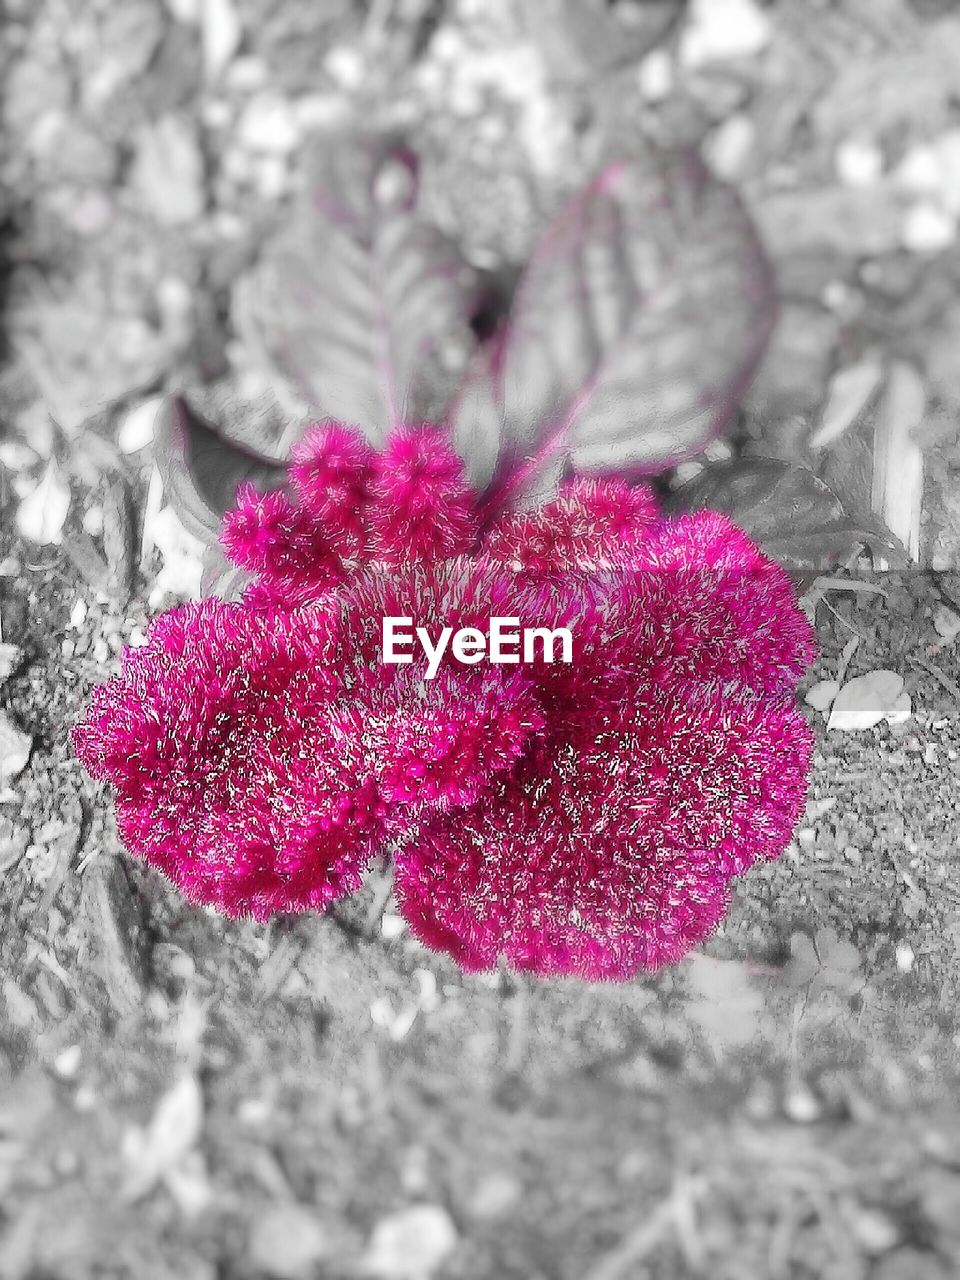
[74,422,816,980]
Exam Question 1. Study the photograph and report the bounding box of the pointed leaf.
[494,150,776,493]
[153,395,287,542]
[233,131,479,445]
[668,458,907,569]
[526,0,683,81]
[448,346,503,492]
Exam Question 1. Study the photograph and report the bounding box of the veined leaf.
[493,149,776,496]
[668,458,906,569]
[233,130,479,446]
[153,395,287,542]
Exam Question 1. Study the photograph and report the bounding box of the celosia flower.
[73,421,816,978]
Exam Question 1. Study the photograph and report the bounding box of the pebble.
[131,116,206,226]
[203,0,243,81]
[933,606,960,642]
[704,113,755,181]
[225,55,269,93]
[324,45,366,90]
[237,93,300,155]
[0,712,32,785]
[15,460,70,546]
[118,397,163,455]
[0,645,22,683]
[680,0,772,69]
[247,1204,335,1280]
[805,680,839,713]
[165,0,200,22]
[784,1083,821,1124]
[896,942,916,973]
[469,1171,522,1221]
[851,1206,900,1255]
[836,138,884,188]
[637,49,674,102]
[363,1205,458,1280]
[381,912,405,941]
[901,202,957,253]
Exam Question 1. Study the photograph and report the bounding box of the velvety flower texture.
[74,421,817,980]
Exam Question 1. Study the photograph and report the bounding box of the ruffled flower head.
[74,420,816,979]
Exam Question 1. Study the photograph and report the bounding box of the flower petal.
[368,425,478,563]
[290,420,374,559]
[73,599,383,920]
[395,682,812,978]
[484,477,657,574]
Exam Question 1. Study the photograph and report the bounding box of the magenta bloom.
[74,421,816,979]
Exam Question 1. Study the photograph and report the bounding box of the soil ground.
[3,1,960,1278]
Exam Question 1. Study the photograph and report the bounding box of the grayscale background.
[1,2,960,1278]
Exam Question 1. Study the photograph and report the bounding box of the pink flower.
[74,422,816,978]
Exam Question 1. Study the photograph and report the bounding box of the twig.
[910,654,960,708]
[583,1177,703,1280]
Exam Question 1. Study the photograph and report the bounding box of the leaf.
[668,458,907,569]
[448,347,502,492]
[200,542,251,601]
[490,149,776,497]
[363,1205,458,1280]
[233,130,479,446]
[153,394,287,542]
[525,0,683,81]
[15,459,71,546]
[684,955,763,1054]
[827,670,904,732]
[0,711,32,786]
[123,1073,204,1202]
[786,929,863,998]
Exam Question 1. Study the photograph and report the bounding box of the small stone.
[54,1045,82,1079]
[248,1204,334,1280]
[680,0,772,69]
[165,0,200,22]
[0,712,32,785]
[885,691,913,726]
[896,943,915,973]
[637,49,674,102]
[851,1206,900,1255]
[253,154,289,201]
[933,606,960,642]
[704,114,755,181]
[924,743,939,766]
[225,55,269,93]
[16,460,70,545]
[901,202,957,254]
[118,397,163,455]
[203,0,242,80]
[381,912,405,941]
[237,93,300,154]
[324,45,366,90]
[894,144,942,196]
[805,680,839,713]
[293,94,347,132]
[131,116,206,226]
[836,138,884,188]
[0,645,22,683]
[784,1083,821,1124]
[363,1205,458,1279]
[469,1172,521,1221]
[844,846,862,866]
